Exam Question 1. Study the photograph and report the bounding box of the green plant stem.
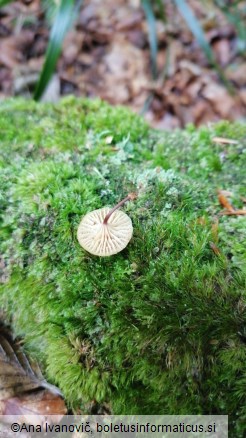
[34,0,84,101]
[174,0,235,94]
[141,0,158,80]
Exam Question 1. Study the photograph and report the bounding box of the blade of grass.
[174,0,235,94]
[141,0,158,80]
[41,0,59,26]
[154,0,166,22]
[0,0,14,6]
[216,2,246,53]
[34,0,83,101]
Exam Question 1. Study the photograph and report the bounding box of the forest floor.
[0,0,245,129]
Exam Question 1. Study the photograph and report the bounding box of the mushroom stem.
[103,192,137,225]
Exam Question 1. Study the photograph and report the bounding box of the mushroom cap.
[77,207,133,256]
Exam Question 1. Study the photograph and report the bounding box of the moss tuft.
[0,98,245,436]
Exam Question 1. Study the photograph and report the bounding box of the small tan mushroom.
[77,193,137,256]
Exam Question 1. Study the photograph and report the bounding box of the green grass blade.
[153,0,166,22]
[174,0,215,64]
[217,2,246,53]
[0,0,15,6]
[174,0,235,93]
[41,0,59,26]
[34,0,80,101]
[141,0,158,79]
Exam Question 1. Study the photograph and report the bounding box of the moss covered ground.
[0,97,245,436]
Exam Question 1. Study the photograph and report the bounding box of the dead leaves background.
[0,0,245,129]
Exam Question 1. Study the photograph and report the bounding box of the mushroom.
[77,193,137,256]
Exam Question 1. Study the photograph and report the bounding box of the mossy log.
[0,97,245,436]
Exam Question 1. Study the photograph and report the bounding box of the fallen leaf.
[239,89,246,106]
[212,38,231,66]
[226,63,246,87]
[1,0,245,129]
[62,31,84,65]
[0,36,19,69]
[0,325,67,424]
[179,59,202,76]
[202,82,236,119]
[116,11,143,31]
[217,189,235,212]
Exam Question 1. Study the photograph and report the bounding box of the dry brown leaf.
[239,89,246,106]
[1,0,245,129]
[145,111,181,130]
[116,11,143,31]
[0,325,67,422]
[212,38,231,66]
[63,31,84,65]
[202,82,236,119]
[217,190,235,212]
[0,37,19,68]
[179,60,202,76]
[226,63,246,87]
[191,99,218,125]
[1,390,66,420]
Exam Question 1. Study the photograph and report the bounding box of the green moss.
[0,98,245,436]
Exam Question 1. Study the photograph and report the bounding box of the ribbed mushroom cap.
[77,207,133,256]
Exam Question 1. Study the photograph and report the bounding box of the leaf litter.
[0,323,67,422]
[0,0,245,128]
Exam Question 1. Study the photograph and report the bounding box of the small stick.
[212,137,238,145]
[219,210,246,216]
[103,193,137,225]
